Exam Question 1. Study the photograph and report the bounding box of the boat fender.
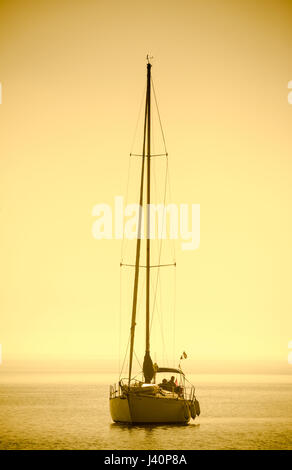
[194,398,200,416]
[183,401,190,421]
[189,401,196,419]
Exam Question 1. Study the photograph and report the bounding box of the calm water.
[0,373,292,450]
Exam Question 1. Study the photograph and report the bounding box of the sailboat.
[109,57,200,424]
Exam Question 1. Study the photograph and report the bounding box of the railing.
[110,382,126,399]
[183,384,196,401]
[110,378,196,402]
[109,383,119,399]
[109,378,140,398]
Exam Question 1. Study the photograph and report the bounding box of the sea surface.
[0,373,292,450]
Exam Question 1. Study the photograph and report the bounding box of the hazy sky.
[1,0,292,374]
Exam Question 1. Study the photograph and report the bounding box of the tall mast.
[143,58,154,383]
[146,61,151,353]
[128,58,154,386]
[128,61,148,386]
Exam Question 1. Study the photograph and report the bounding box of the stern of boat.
[109,379,200,424]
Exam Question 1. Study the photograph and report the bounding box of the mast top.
[146,54,153,67]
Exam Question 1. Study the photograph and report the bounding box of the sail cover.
[143,351,154,383]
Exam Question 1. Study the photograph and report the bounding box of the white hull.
[110,394,192,424]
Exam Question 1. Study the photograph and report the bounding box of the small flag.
[180,351,188,360]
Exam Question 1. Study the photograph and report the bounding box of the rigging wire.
[119,269,146,377]
[118,266,122,374]
[148,94,168,333]
[130,81,147,156]
[119,73,177,378]
[133,350,143,371]
[165,156,176,264]
[119,332,130,381]
[122,81,147,264]
[151,77,168,154]
[149,152,169,333]
[149,76,177,367]
[120,156,132,265]
[172,264,177,367]
[149,273,167,365]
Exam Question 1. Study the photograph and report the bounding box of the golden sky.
[1,0,292,374]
